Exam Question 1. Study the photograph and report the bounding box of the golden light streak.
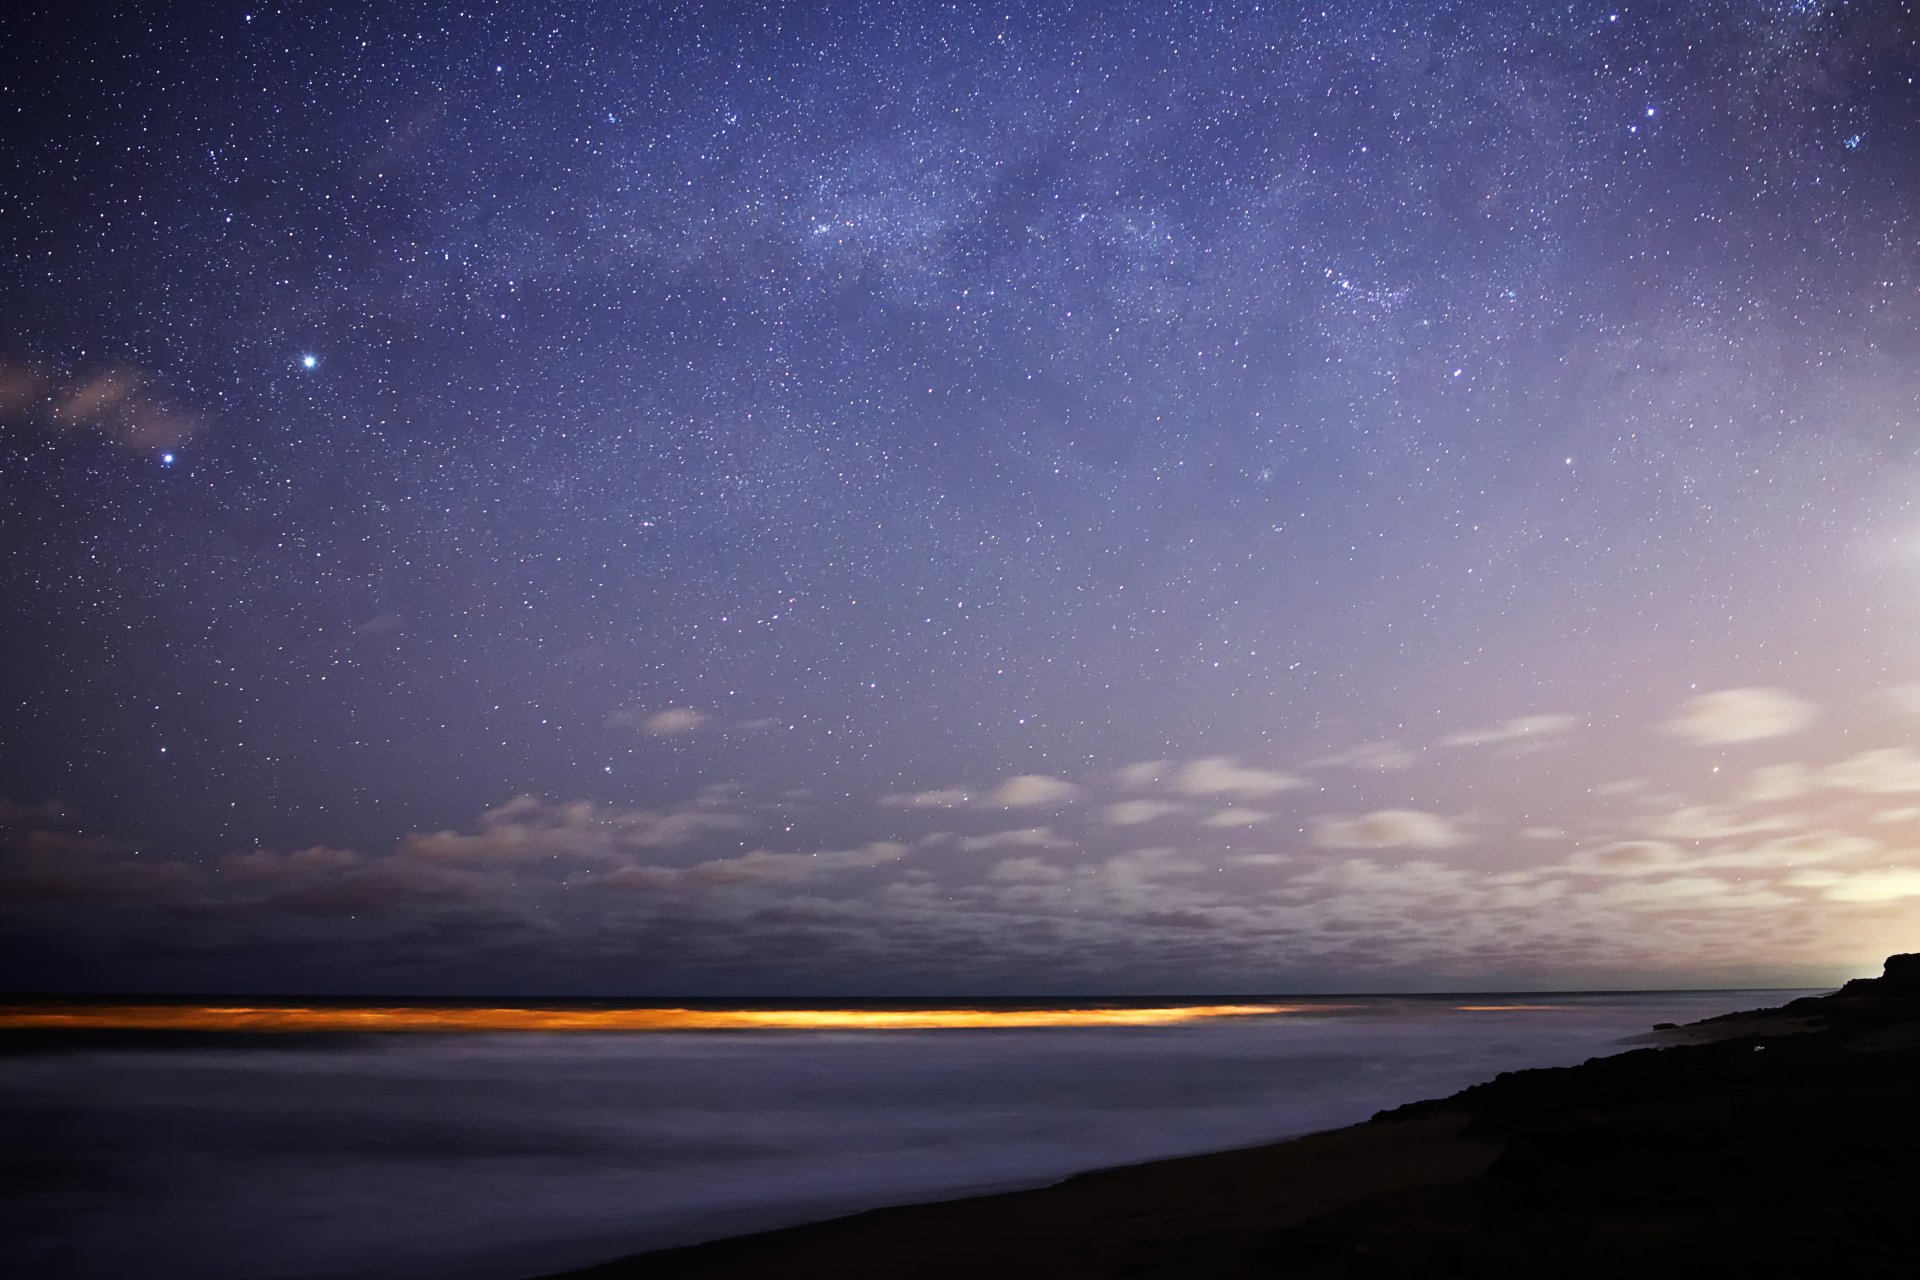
[1453,1004,1568,1012]
[0,1002,1309,1034]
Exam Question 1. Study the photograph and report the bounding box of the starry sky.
[3,0,1919,996]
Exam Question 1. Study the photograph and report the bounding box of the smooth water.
[0,991,1799,1280]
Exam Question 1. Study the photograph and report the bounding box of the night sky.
[3,1,1919,995]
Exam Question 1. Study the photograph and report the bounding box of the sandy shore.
[542,1110,1499,1279]
[542,955,1920,1278]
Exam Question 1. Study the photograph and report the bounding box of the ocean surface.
[0,991,1802,1280]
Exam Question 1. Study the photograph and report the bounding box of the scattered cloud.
[1819,747,1920,795]
[880,787,973,809]
[1099,799,1188,826]
[1201,807,1273,828]
[1741,764,1811,804]
[583,840,908,892]
[1436,713,1578,749]
[639,707,711,735]
[1565,840,1688,876]
[1171,756,1305,798]
[956,827,1070,853]
[1647,805,1794,842]
[1114,760,1171,789]
[990,774,1081,808]
[1885,684,1920,716]
[987,857,1068,883]
[398,795,748,863]
[0,796,76,828]
[1310,740,1418,770]
[0,358,202,451]
[1791,868,1920,903]
[1662,687,1816,745]
[1311,809,1465,850]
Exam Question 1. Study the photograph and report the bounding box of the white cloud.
[1519,826,1566,840]
[1819,747,1920,795]
[1801,868,1920,903]
[1100,799,1188,826]
[879,788,973,809]
[605,706,711,735]
[1565,840,1688,876]
[1662,687,1816,745]
[956,827,1070,853]
[1719,832,1878,867]
[991,775,1081,808]
[1647,806,1792,842]
[1201,807,1273,828]
[1436,713,1578,749]
[1568,831,1871,877]
[1310,740,1417,770]
[987,857,1068,883]
[399,795,747,863]
[1740,764,1810,804]
[1311,809,1464,850]
[1114,760,1171,789]
[585,840,909,892]
[1595,877,1792,910]
[1171,756,1305,798]
[1870,807,1920,825]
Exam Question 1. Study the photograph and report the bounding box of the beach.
[542,955,1920,1279]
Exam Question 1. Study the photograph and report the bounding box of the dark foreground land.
[544,955,1920,1279]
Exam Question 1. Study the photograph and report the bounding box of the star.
[301,354,318,370]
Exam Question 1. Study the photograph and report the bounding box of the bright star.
[301,354,318,369]
[161,452,175,465]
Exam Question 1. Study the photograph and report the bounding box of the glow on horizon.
[0,1002,1319,1033]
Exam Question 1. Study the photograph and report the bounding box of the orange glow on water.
[1453,1004,1567,1012]
[0,1002,1307,1033]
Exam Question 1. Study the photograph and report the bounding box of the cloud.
[1310,740,1417,770]
[956,827,1070,853]
[1201,807,1273,828]
[880,787,973,809]
[1170,756,1305,798]
[1791,868,1920,903]
[1099,799,1188,826]
[1114,761,1171,789]
[1819,747,1920,795]
[0,796,76,828]
[220,846,364,881]
[1436,713,1578,749]
[987,857,1068,883]
[990,775,1081,808]
[1886,684,1920,716]
[1311,809,1464,849]
[1568,832,1874,877]
[1594,877,1793,911]
[398,795,748,862]
[1662,687,1816,745]
[1565,840,1688,876]
[0,358,202,450]
[1647,805,1793,842]
[1740,764,1811,804]
[583,841,909,892]
[608,706,711,735]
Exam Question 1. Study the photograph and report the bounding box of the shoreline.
[533,956,1920,1278]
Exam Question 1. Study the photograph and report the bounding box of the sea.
[0,990,1804,1280]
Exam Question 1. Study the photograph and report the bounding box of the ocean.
[0,991,1799,1280]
